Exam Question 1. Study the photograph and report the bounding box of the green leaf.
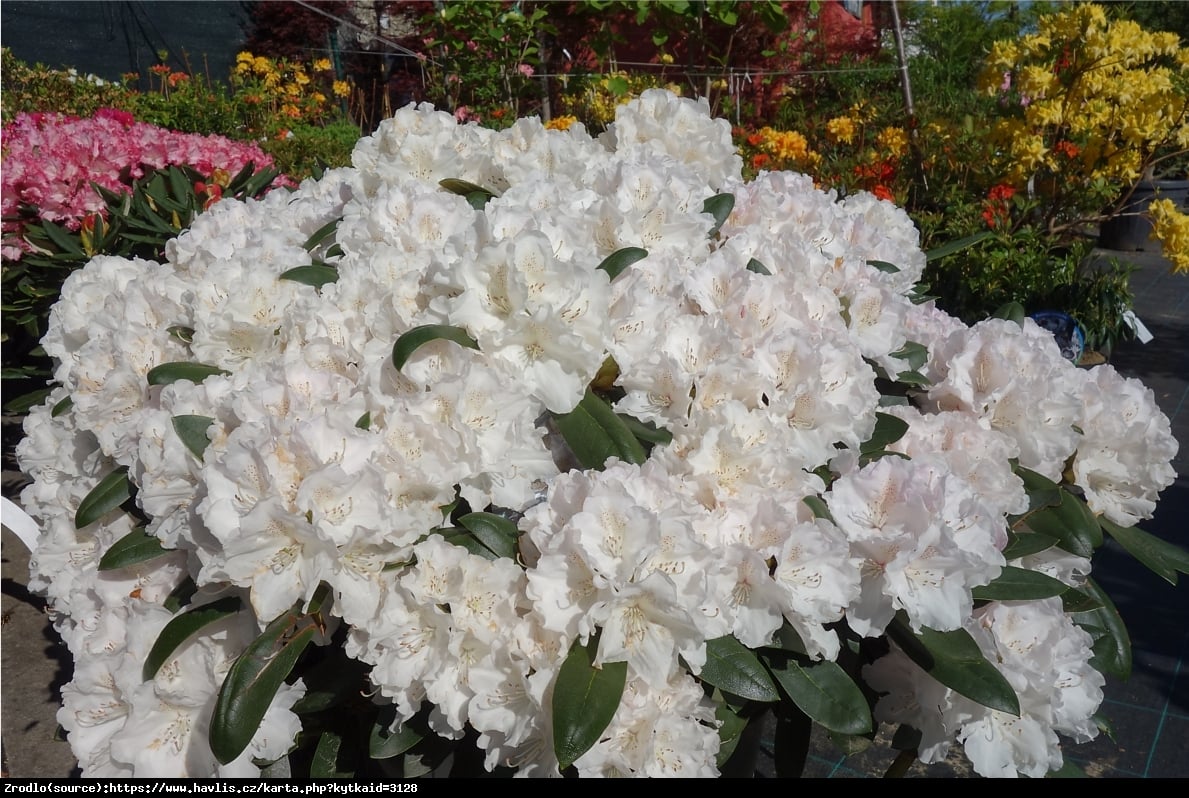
[886,616,1020,716]
[970,565,1071,601]
[606,75,630,96]
[312,730,354,778]
[142,596,244,681]
[210,607,320,764]
[279,264,339,289]
[355,411,371,430]
[51,395,73,417]
[438,178,497,206]
[746,257,772,275]
[925,230,991,262]
[888,341,928,371]
[146,362,230,386]
[457,512,521,560]
[991,301,1027,326]
[802,495,834,522]
[552,389,648,469]
[699,636,781,703]
[391,324,479,371]
[596,247,648,280]
[702,193,735,236]
[1000,531,1057,560]
[1046,759,1087,777]
[860,412,910,455]
[1059,586,1103,614]
[616,413,672,446]
[713,701,750,767]
[302,218,341,251]
[75,467,131,529]
[171,415,214,460]
[1073,578,1131,679]
[867,259,901,274]
[166,325,194,344]
[893,370,930,387]
[98,527,169,571]
[552,637,627,770]
[765,656,872,735]
[1024,491,1101,559]
[1100,517,1189,586]
[1014,465,1062,514]
[163,577,198,613]
[38,219,86,257]
[370,715,425,760]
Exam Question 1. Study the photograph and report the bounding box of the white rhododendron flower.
[15,90,1179,778]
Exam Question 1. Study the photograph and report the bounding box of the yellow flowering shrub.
[559,71,683,130]
[1151,199,1189,274]
[232,51,349,132]
[977,3,1188,262]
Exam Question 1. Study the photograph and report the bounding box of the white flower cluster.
[17,90,1178,778]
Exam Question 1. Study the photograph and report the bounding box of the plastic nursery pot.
[1028,310,1086,364]
[1098,178,1189,252]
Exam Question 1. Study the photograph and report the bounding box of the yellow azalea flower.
[826,116,857,146]
[1150,199,1189,273]
[313,58,332,72]
[333,80,351,98]
[875,126,909,158]
[546,114,578,131]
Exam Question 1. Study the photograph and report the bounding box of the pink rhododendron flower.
[1,110,290,259]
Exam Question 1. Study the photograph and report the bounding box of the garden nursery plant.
[13,90,1188,778]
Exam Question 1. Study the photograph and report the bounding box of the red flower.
[872,185,894,202]
[982,184,1017,229]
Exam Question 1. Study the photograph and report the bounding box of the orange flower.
[752,153,771,170]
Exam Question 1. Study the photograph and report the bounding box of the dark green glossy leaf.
[210,608,320,764]
[163,577,198,613]
[355,411,371,430]
[991,301,1027,326]
[457,511,520,560]
[75,467,131,529]
[925,230,991,262]
[146,362,230,386]
[802,495,833,522]
[166,325,194,344]
[1001,531,1058,560]
[439,178,497,206]
[596,247,648,280]
[888,341,928,371]
[1073,577,1131,680]
[699,636,780,703]
[702,193,735,236]
[1100,517,1189,585]
[1024,491,1101,559]
[894,370,930,387]
[391,324,479,371]
[867,259,900,274]
[765,656,871,734]
[279,264,339,289]
[860,412,910,455]
[552,637,627,770]
[616,413,672,446]
[886,616,1020,716]
[38,219,86,257]
[302,217,341,251]
[1059,586,1103,614]
[98,527,169,572]
[311,730,354,778]
[1013,465,1062,514]
[713,700,750,767]
[552,389,647,469]
[142,596,243,681]
[172,415,214,460]
[370,717,425,760]
[746,258,772,275]
[970,565,1070,601]
[51,395,73,417]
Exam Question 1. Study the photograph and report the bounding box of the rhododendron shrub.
[1,109,284,258]
[17,90,1185,778]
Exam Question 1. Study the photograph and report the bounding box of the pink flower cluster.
[2,109,287,259]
